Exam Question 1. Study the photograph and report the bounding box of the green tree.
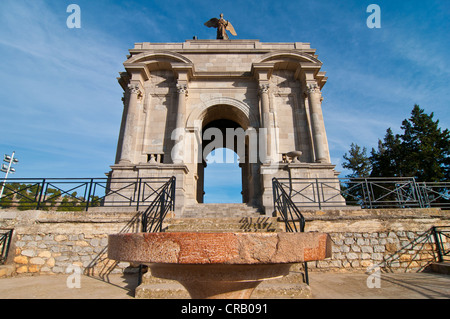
[345,105,449,182]
[341,143,372,206]
[399,105,450,182]
[342,143,372,178]
[369,128,404,178]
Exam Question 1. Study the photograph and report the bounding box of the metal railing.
[274,177,450,209]
[273,178,306,232]
[0,177,175,211]
[0,229,13,265]
[417,182,450,208]
[138,176,176,284]
[431,226,450,262]
[141,176,176,233]
[272,178,309,284]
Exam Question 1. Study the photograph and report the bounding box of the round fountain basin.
[108,232,332,299]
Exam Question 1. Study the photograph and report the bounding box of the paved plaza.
[0,272,448,299]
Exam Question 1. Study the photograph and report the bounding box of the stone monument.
[108,35,342,215]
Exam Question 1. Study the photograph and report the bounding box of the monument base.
[261,162,346,216]
[107,163,190,216]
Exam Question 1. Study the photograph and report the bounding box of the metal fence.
[274,177,450,209]
[0,177,175,211]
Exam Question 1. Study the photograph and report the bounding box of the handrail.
[0,229,13,265]
[431,226,450,263]
[273,178,305,232]
[138,176,175,285]
[141,176,176,233]
[272,178,308,284]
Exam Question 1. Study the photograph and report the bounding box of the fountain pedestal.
[108,232,331,299]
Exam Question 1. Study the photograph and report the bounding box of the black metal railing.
[431,226,450,262]
[274,177,450,209]
[0,177,175,211]
[273,178,306,232]
[0,229,13,265]
[138,176,176,285]
[272,178,309,284]
[141,176,176,233]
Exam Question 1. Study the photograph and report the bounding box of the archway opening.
[203,148,242,203]
[194,103,258,205]
[196,114,250,204]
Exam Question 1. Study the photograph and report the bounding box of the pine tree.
[343,105,450,182]
[399,105,450,182]
[342,143,371,178]
[369,128,403,178]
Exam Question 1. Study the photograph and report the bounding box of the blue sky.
[0,0,449,203]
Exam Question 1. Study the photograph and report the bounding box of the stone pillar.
[307,83,327,163]
[259,83,272,163]
[119,82,143,164]
[141,92,152,159]
[172,83,188,164]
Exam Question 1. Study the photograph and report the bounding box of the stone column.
[307,83,327,163]
[172,83,188,164]
[259,83,272,163]
[141,93,152,158]
[119,82,142,164]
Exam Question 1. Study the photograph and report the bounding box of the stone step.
[164,217,282,233]
[428,262,450,275]
[136,267,310,299]
[182,203,262,218]
[135,281,312,299]
[135,283,190,299]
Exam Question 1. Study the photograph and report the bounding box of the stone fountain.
[108,231,331,299]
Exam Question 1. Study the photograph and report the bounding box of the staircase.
[135,203,311,299]
[165,203,280,233]
[182,203,262,218]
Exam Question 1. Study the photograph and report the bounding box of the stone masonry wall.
[0,210,142,276]
[293,208,449,273]
[0,208,448,277]
[309,230,438,272]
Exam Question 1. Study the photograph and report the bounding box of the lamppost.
[0,151,19,200]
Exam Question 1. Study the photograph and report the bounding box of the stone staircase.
[181,203,262,218]
[165,216,282,233]
[165,203,281,233]
[135,203,311,299]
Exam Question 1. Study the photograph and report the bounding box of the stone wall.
[0,210,141,276]
[1,208,448,277]
[286,208,449,272]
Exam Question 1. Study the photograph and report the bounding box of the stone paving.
[0,272,448,299]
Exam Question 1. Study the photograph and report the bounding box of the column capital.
[127,83,143,99]
[176,83,188,95]
[259,83,269,95]
[306,82,320,94]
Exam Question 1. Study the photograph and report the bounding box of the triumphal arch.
[109,39,340,215]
